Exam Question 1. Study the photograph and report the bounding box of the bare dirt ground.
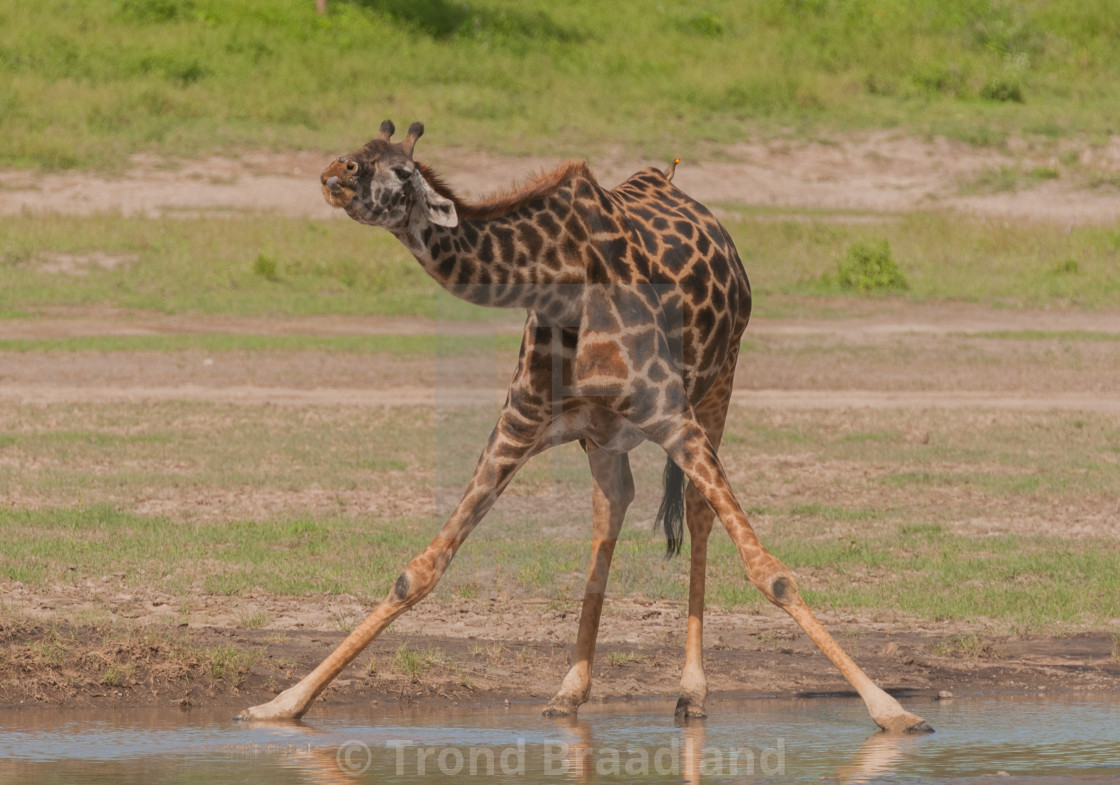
[4,607,1117,717]
[4,131,1120,224]
[2,136,1119,714]
[3,302,1120,411]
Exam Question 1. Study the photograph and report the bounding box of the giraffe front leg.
[676,483,713,720]
[663,421,933,735]
[238,547,441,720]
[239,412,538,721]
[543,448,632,718]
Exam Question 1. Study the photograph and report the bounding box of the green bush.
[678,11,726,37]
[251,253,278,281]
[835,240,909,293]
[980,77,1025,103]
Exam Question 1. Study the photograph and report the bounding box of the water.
[1,693,1117,783]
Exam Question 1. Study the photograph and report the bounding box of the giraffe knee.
[390,568,438,607]
[769,575,797,606]
[749,561,801,608]
[393,573,410,602]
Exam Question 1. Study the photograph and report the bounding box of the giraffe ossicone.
[240,121,931,735]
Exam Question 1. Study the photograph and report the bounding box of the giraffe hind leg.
[659,418,932,734]
[543,448,633,717]
[675,352,736,720]
[675,483,714,720]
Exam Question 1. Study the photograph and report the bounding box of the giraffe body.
[241,121,931,735]
[333,141,750,427]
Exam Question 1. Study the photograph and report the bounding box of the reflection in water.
[834,731,920,784]
[269,721,354,785]
[0,693,1117,784]
[679,719,705,785]
[285,705,770,783]
[287,747,353,785]
[558,718,592,783]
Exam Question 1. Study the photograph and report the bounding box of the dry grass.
[0,618,258,701]
[1,318,1118,634]
[1,395,1117,632]
[930,633,1003,660]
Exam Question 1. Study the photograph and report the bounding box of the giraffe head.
[321,120,458,230]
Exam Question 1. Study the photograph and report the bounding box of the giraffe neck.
[390,161,610,320]
[393,205,585,320]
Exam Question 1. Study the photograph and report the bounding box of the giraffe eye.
[392,166,412,182]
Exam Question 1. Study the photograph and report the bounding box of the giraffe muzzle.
[321,175,355,209]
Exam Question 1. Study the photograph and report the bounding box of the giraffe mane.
[417,160,593,222]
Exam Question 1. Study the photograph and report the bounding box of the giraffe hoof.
[877,712,934,735]
[541,705,577,718]
[237,703,302,722]
[236,688,309,721]
[541,707,574,718]
[542,698,580,718]
[674,697,707,720]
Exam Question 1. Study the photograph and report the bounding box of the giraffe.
[239,120,932,734]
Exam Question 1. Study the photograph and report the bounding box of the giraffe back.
[600,166,752,403]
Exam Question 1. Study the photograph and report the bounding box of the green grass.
[930,633,1001,659]
[5,209,1120,318]
[2,502,1115,631]
[3,399,1119,631]
[831,240,909,293]
[710,528,1120,628]
[957,164,1062,194]
[204,644,257,680]
[0,213,485,318]
[237,611,270,630]
[0,400,440,516]
[0,333,522,355]
[3,1,1120,170]
[0,430,171,446]
[604,651,646,667]
[973,330,1120,342]
[0,505,433,597]
[389,642,445,679]
[726,209,1120,308]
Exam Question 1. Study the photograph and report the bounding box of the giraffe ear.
[413,171,458,228]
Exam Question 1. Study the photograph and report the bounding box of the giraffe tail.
[655,457,686,557]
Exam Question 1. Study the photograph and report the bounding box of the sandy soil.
[2,137,1119,714]
[3,132,1120,225]
[4,302,1120,410]
[3,610,1118,716]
